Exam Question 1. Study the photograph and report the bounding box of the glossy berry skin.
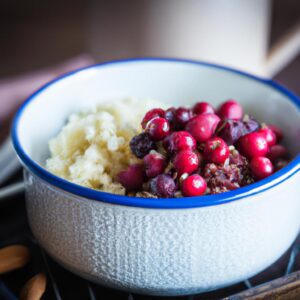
[250,157,274,180]
[267,144,287,162]
[258,128,277,147]
[193,102,215,115]
[165,107,176,123]
[217,117,260,146]
[163,131,196,153]
[117,164,145,191]
[143,152,167,178]
[217,100,243,120]
[149,174,176,198]
[217,120,244,145]
[141,108,165,129]
[130,132,156,158]
[182,174,207,197]
[173,150,199,175]
[185,113,221,142]
[267,124,283,142]
[174,107,193,126]
[204,137,230,164]
[237,132,269,159]
[146,117,170,141]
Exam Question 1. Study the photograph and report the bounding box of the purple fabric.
[0,54,94,122]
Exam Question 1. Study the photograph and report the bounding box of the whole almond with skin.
[20,273,46,300]
[0,245,31,274]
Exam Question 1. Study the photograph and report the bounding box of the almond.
[0,245,31,274]
[20,273,47,300]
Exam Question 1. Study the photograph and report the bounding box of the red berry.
[182,174,207,197]
[250,157,274,180]
[141,108,165,129]
[117,164,145,191]
[217,100,243,120]
[237,132,269,159]
[173,150,199,175]
[149,174,176,198]
[146,117,170,141]
[258,128,277,147]
[204,137,230,164]
[267,144,287,162]
[193,102,215,115]
[185,113,221,142]
[267,124,283,142]
[174,107,193,126]
[163,131,196,153]
[143,152,167,178]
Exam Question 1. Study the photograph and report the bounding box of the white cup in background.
[89,0,300,77]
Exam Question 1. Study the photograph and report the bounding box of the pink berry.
[204,137,230,164]
[237,132,269,159]
[182,174,207,197]
[267,124,283,142]
[267,144,287,162]
[117,164,145,191]
[143,152,167,178]
[141,108,165,129]
[193,102,215,115]
[185,113,221,142]
[174,107,193,126]
[173,150,199,175]
[163,131,196,153]
[258,128,277,147]
[217,100,243,120]
[146,117,170,141]
[250,157,274,180]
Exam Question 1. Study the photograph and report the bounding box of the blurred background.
[0,2,300,299]
[0,0,299,127]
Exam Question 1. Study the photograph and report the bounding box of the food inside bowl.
[46,98,290,198]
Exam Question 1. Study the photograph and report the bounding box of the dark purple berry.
[130,132,156,158]
[217,120,244,145]
[174,107,193,127]
[242,117,260,135]
[165,107,176,124]
[149,174,176,198]
[217,117,260,145]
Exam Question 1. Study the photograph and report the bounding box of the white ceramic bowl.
[12,58,300,296]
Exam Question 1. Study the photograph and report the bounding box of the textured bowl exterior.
[24,169,300,296]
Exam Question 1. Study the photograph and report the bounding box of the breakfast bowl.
[12,58,300,296]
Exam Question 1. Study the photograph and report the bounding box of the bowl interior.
[15,59,300,168]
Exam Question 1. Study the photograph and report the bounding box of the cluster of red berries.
[117,100,288,198]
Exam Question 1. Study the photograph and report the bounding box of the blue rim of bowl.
[12,57,300,209]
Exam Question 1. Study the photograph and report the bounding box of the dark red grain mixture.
[117,100,290,198]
